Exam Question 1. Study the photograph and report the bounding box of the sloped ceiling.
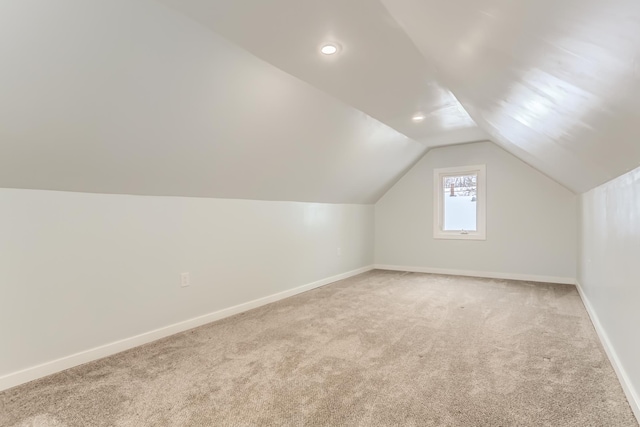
[0,0,426,203]
[380,0,640,193]
[2,0,639,202]
[156,0,489,147]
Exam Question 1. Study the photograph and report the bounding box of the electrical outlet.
[180,272,190,288]
[337,247,342,257]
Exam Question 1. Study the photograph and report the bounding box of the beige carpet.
[1,270,637,426]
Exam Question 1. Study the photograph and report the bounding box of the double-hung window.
[433,165,486,240]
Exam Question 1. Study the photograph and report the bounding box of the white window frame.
[433,164,486,240]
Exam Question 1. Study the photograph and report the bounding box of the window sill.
[433,232,486,241]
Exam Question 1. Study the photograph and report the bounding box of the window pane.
[443,174,477,231]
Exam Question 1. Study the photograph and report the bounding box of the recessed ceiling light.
[321,43,339,55]
[412,113,426,122]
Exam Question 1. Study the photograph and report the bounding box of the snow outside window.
[433,165,486,240]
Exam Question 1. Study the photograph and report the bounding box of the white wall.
[578,166,640,417]
[375,141,577,281]
[0,188,373,386]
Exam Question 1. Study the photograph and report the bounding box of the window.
[434,165,486,240]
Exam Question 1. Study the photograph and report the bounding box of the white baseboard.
[0,265,374,392]
[374,264,576,285]
[575,281,640,422]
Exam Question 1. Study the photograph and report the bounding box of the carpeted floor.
[1,270,637,426]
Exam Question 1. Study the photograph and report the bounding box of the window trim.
[433,164,486,240]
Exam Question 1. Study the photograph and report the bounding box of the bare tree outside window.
[443,174,477,198]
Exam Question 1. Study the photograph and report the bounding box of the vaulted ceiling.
[381,0,640,193]
[156,0,489,147]
[1,0,639,202]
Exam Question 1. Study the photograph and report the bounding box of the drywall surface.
[0,188,373,379]
[578,166,640,415]
[375,141,577,280]
[158,0,488,146]
[0,0,425,204]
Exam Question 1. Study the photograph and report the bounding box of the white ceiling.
[157,0,489,148]
[381,0,640,193]
[2,0,640,201]
[0,0,426,203]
